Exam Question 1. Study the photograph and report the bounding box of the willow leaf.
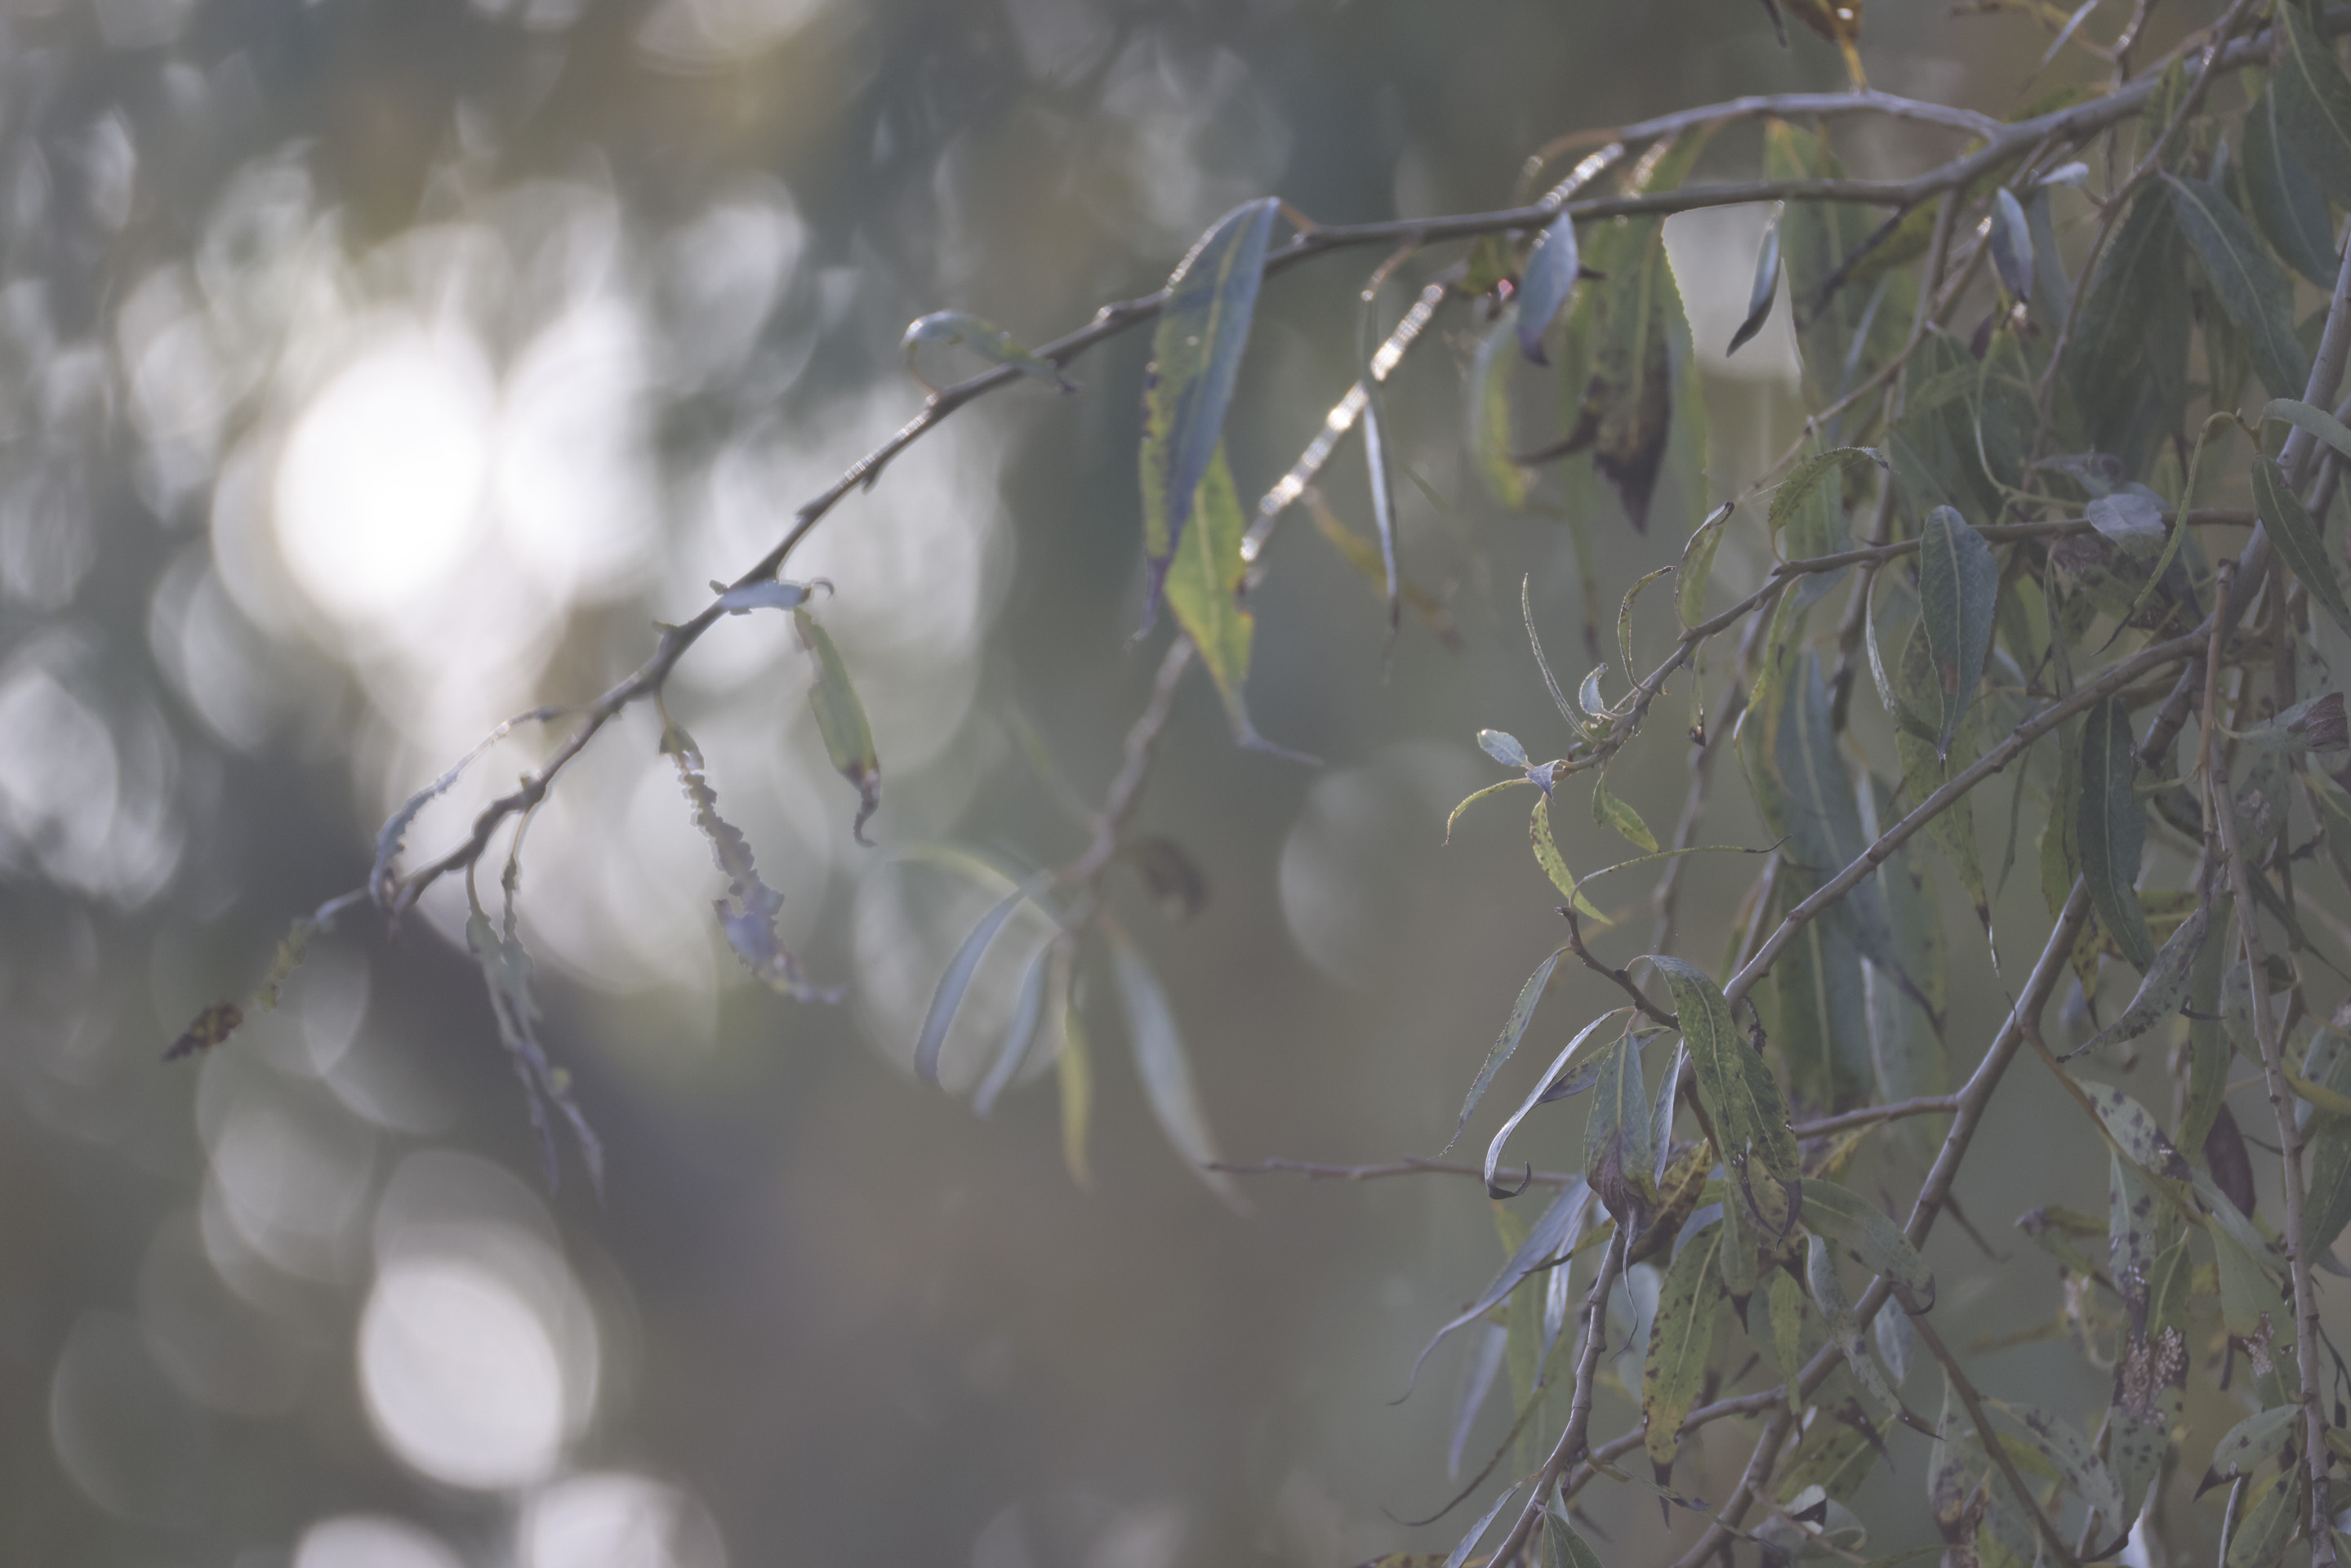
[1650,956,1801,1236]
[2165,174,2309,399]
[1517,212,1581,364]
[1643,1220,1726,1468]
[1802,1176,1935,1307]
[2242,87,2338,287]
[1449,945,1569,1150]
[1140,198,1278,624]
[2077,698,2157,970]
[2273,2,2351,208]
[1917,506,1997,763]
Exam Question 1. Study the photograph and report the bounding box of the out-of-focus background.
[0,2,2202,1565]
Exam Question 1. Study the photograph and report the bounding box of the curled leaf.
[1988,188,2033,302]
[1107,924,1247,1212]
[1728,206,1783,357]
[664,723,841,1002]
[465,863,603,1195]
[901,310,1075,392]
[1517,211,1582,364]
[790,608,883,844]
[1485,1009,1632,1195]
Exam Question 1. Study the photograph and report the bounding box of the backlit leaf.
[1517,212,1581,364]
[794,608,882,845]
[1140,198,1280,625]
[901,310,1075,391]
[665,723,841,1002]
[1592,768,1659,853]
[1107,925,1247,1211]
[912,877,1049,1088]
[1531,795,1610,924]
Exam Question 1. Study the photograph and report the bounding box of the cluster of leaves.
[163,0,2351,1560]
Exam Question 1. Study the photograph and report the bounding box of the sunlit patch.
[203,1079,377,1282]
[292,1513,465,1568]
[273,321,498,624]
[1661,209,1803,385]
[137,1210,309,1418]
[358,1253,569,1490]
[519,1471,730,1568]
[1278,744,1482,990]
[634,0,830,71]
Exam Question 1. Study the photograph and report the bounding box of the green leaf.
[1106,925,1246,1212]
[1895,621,1988,933]
[1592,768,1659,853]
[1543,1500,1603,1568]
[1917,506,1998,763]
[973,938,1055,1117]
[1649,956,1801,1237]
[2299,1031,2351,1254]
[2179,902,2231,1155]
[2164,174,2311,399]
[2071,894,2211,1058]
[2024,187,2070,336]
[1445,777,1534,842]
[1449,945,1569,1151]
[1727,205,1781,358]
[2211,1215,2288,1340]
[2251,455,2351,637]
[2082,1080,2195,1189]
[1765,120,1913,401]
[1765,1268,1809,1412]
[2263,395,2351,468]
[1762,652,1903,978]
[1140,198,1279,624]
[1447,1321,1507,1479]
[1440,1479,1527,1568]
[793,608,882,844]
[2064,186,2190,470]
[1801,1175,1935,1307]
[1771,899,1871,1111]
[1863,777,1948,1120]
[1469,312,1530,510]
[1642,1220,1726,1468]
[1586,1027,1655,1231]
[1517,212,1581,364]
[2210,1405,2299,1481]
[2076,698,2157,971]
[1531,795,1610,924]
[1676,502,1733,628]
[2242,88,2339,288]
[1562,133,1709,531]
[1160,447,1285,749]
[2228,1468,2304,1568]
[1806,1233,1899,1409]
[901,310,1075,391]
[2272,2,2351,210]
[1986,1401,2123,1523]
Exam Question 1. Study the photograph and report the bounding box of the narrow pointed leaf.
[2210,1406,2298,1481]
[1517,212,1582,364]
[1162,446,1283,748]
[1107,928,1247,1211]
[1642,1220,1726,1468]
[794,608,882,844]
[1677,502,1734,627]
[1543,1500,1603,1568]
[1769,447,1884,553]
[1988,1401,2124,1522]
[913,880,1044,1087]
[1441,1480,1527,1568]
[2242,88,2338,288]
[2165,174,2310,399]
[2264,396,2351,468]
[972,938,1054,1117]
[1917,506,1997,763]
[1807,1233,1898,1409]
[901,310,1075,390]
[1486,1009,1632,1194]
[2252,455,2351,638]
[2072,897,2211,1058]
[1586,1028,1654,1230]
[1801,1176,1935,1307]
[1531,795,1610,924]
[2077,698,2157,970]
[1592,770,1659,853]
[1650,956,1801,1237]
[1140,198,1280,623]
[2273,2,2351,209]
[1988,188,2033,301]
[1447,1322,1509,1479]
[1449,945,1569,1150]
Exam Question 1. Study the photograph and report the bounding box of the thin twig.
[1909,1312,2085,1568]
